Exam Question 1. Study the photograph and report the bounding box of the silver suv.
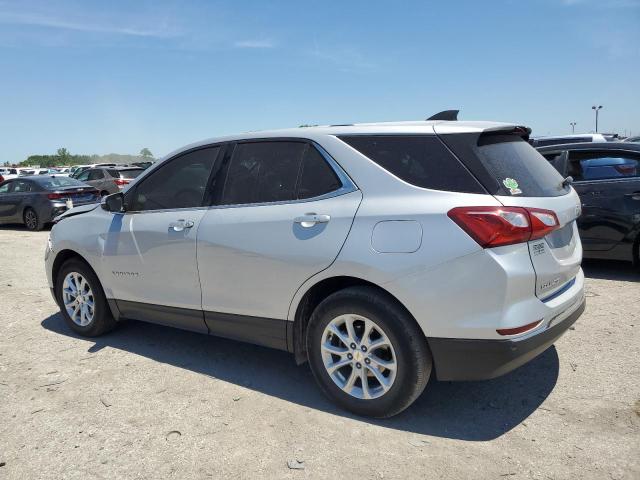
[45,121,586,417]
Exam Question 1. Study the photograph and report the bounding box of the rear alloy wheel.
[307,286,432,418]
[320,314,397,400]
[23,208,43,231]
[56,259,116,336]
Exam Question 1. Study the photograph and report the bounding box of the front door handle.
[294,213,331,228]
[169,219,195,232]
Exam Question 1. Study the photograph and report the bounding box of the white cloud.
[234,39,275,49]
[0,10,179,38]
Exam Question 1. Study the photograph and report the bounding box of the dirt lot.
[0,227,638,479]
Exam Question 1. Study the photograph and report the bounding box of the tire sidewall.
[307,289,431,417]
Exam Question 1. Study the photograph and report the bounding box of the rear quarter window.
[338,135,484,194]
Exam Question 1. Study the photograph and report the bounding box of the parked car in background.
[0,168,27,180]
[537,142,640,265]
[530,133,612,148]
[70,163,118,179]
[46,120,585,417]
[74,166,145,197]
[0,176,99,230]
[623,135,640,143]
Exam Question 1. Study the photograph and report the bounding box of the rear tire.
[55,259,117,337]
[306,286,432,418]
[23,208,43,231]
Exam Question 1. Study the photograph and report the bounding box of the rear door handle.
[169,219,195,232]
[294,213,330,227]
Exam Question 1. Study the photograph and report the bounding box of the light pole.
[591,105,603,132]
[570,122,577,134]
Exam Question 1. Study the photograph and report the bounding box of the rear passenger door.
[197,140,361,345]
[569,149,640,251]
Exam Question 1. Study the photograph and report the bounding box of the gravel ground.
[0,226,638,479]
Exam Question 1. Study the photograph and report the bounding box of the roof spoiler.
[427,110,459,121]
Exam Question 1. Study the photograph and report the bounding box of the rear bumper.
[428,297,585,381]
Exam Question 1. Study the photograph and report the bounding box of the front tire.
[307,286,432,418]
[55,259,116,336]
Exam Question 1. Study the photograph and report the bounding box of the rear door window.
[220,141,307,205]
[88,170,104,180]
[297,146,342,199]
[339,135,484,193]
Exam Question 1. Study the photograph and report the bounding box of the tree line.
[7,148,154,168]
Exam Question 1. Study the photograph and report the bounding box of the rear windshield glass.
[118,169,144,179]
[36,177,86,189]
[475,136,568,197]
[338,135,484,193]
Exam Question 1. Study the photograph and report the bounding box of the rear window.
[440,133,569,197]
[36,177,86,189]
[118,169,144,179]
[338,135,484,193]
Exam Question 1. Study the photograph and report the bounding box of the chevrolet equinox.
[45,120,586,417]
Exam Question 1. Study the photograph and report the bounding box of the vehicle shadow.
[582,258,638,282]
[41,313,559,441]
[0,223,51,231]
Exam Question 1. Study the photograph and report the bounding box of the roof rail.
[426,110,459,121]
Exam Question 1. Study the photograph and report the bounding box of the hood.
[54,203,100,223]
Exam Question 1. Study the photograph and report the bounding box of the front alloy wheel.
[62,272,95,327]
[56,258,116,337]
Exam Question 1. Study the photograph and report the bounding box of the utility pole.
[591,105,603,133]
[570,122,577,134]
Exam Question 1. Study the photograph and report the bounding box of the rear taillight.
[114,179,130,187]
[614,164,636,176]
[528,208,560,240]
[447,206,560,248]
[47,193,63,200]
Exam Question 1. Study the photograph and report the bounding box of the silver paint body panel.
[46,120,584,342]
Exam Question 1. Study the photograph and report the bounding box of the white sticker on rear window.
[502,178,522,195]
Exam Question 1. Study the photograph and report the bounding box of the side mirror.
[101,192,125,213]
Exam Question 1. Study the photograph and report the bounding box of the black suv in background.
[537,142,640,265]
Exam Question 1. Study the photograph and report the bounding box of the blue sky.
[1,0,639,163]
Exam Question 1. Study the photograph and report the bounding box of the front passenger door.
[102,146,221,332]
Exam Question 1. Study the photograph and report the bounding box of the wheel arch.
[290,275,423,365]
[52,249,97,294]
[51,248,121,320]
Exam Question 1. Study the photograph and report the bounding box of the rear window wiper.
[562,176,573,188]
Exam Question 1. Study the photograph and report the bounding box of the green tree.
[57,148,70,160]
[139,148,153,159]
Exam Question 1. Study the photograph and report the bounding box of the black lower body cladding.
[428,298,585,381]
